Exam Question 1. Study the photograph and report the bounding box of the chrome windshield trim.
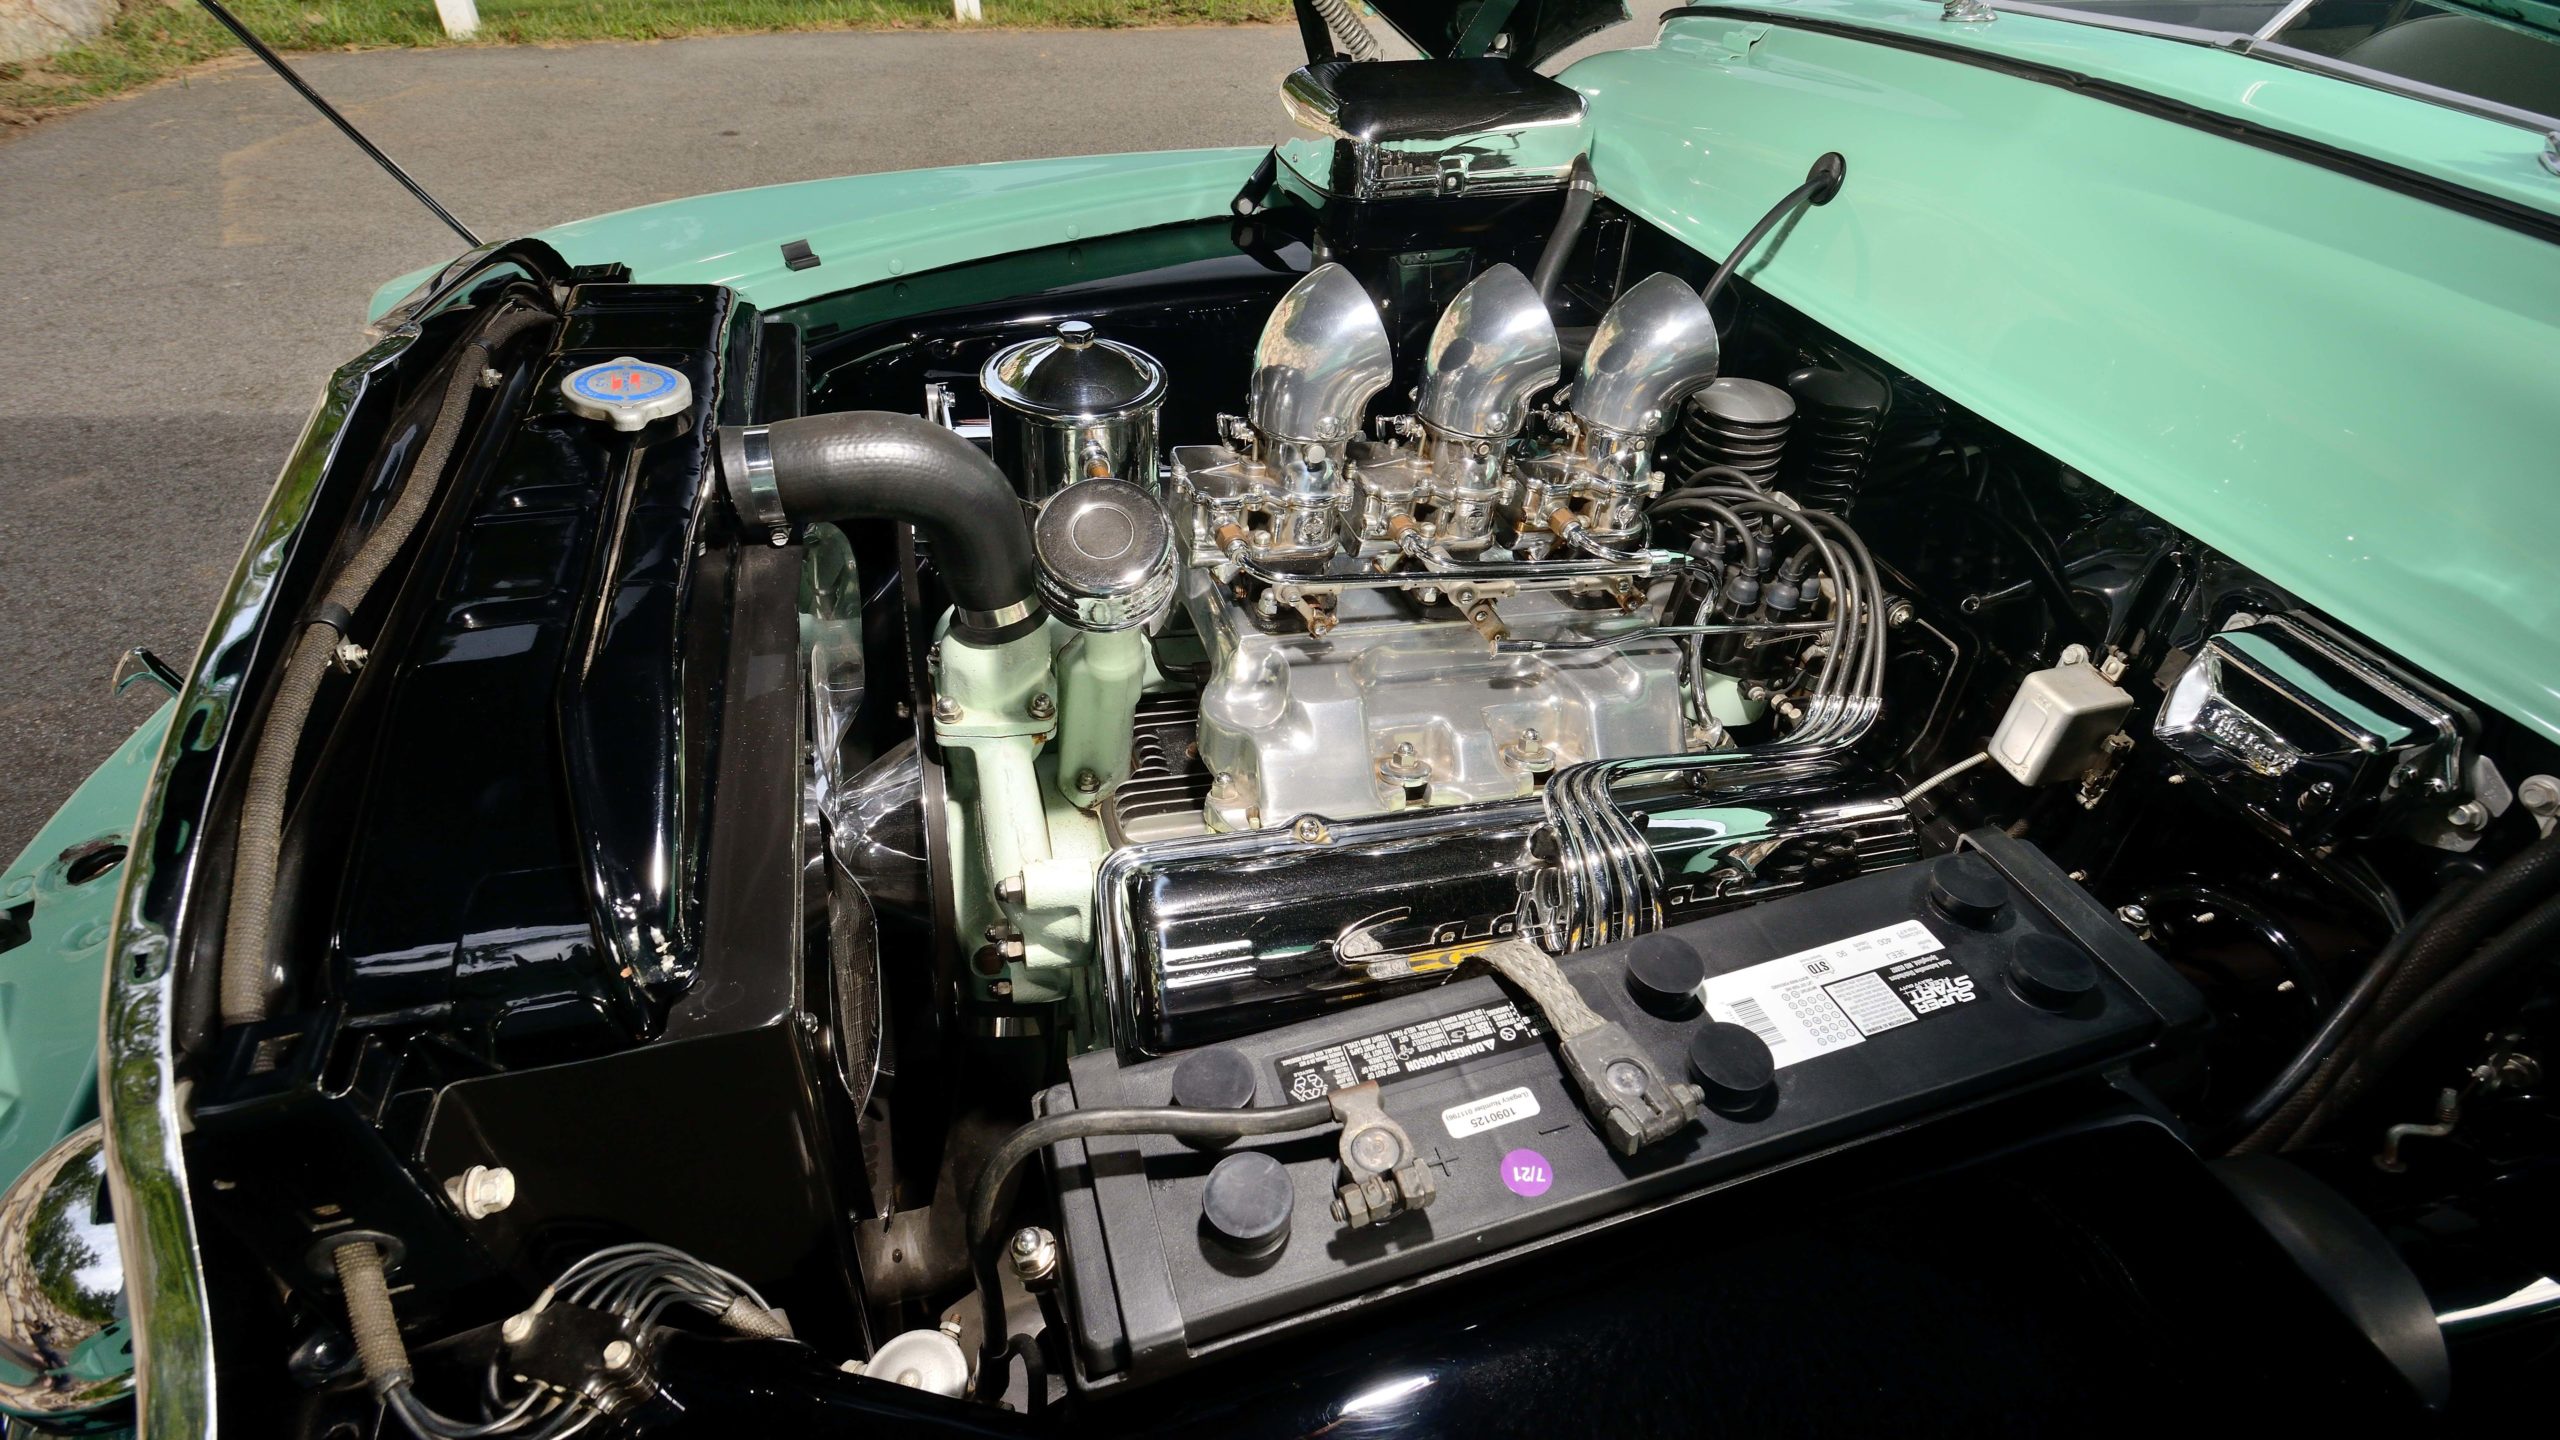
[1983,1,2248,45]
[2249,0,2320,42]
[1981,1,2560,134]
[2232,37,2560,133]
[101,322,427,1439]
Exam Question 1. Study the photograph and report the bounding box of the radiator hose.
[717,411,1037,642]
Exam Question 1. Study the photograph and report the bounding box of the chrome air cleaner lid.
[1033,477,1177,632]
[984,320,1167,420]
[560,356,693,431]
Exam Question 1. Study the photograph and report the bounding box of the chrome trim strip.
[101,323,427,1439]
[1981,2,2560,133]
[2438,1275,2560,1333]
[2249,0,2319,43]
[2233,37,2560,135]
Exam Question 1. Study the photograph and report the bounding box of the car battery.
[1039,830,2207,1388]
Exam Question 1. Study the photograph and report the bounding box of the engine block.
[1187,573,1694,830]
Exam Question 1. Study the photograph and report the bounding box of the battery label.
[1273,1001,1546,1102]
[1442,1086,1542,1139]
[1702,920,1953,1070]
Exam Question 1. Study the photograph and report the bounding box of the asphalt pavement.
[0,20,1649,862]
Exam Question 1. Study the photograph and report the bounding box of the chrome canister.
[981,320,1167,501]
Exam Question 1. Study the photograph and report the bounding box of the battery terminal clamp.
[1479,940,1704,1154]
[1327,1081,1433,1227]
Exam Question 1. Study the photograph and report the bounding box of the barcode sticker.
[1442,1085,1542,1139]
[1703,920,1948,1070]
[1727,996,1784,1047]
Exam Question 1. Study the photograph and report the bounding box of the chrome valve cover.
[1103,778,1918,1054]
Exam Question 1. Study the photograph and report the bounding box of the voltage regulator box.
[1040,830,2206,1387]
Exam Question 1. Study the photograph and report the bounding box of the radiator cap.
[561,357,693,431]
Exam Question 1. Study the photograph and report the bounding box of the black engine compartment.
[164,175,2560,1436]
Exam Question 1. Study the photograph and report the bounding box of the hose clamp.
[306,1228,408,1283]
[734,425,787,543]
[300,601,357,639]
[955,598,1041,641]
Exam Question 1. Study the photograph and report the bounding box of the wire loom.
[335,1240,792,1440]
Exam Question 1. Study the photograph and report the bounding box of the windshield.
[2014,0,2560,126]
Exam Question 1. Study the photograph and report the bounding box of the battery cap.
[1171,1046,1259,1111]
[1688,1022,1777,1114]
[1929,852,2009,928]
[1201,1151,1294,1258]
[2008,936,2099,1011]
[1624,934,1706,1017]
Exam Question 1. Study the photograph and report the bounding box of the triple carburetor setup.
[908,258,1915,1057]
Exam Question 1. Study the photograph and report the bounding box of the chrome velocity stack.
[1513,271,1720,553]
[1172,263,1394,569]
[1354,263,1561,560]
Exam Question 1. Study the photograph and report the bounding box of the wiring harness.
[332,1239,793,1440]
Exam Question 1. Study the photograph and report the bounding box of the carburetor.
[1171,262,1722,587]
[1348,263,1560,563]
[1506,272,1720,556]
[1169,262,1393,573]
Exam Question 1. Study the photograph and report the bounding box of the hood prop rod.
[192,0,483,247]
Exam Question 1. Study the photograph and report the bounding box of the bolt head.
[1347,1124,1403,1172]
[1075,768,1102,794]
[1028,692,1056,720]
[931,695,962,723]
[602,1339,635,1371]
[444,1164,516,1220]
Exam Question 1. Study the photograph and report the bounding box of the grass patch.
[1,0,1291,124]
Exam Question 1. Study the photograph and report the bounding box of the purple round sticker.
[1500,1148,1554,1198]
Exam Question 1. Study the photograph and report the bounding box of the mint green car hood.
[372,146,1270,322]
[1567,1,2560,742]
[375,15,2560,744]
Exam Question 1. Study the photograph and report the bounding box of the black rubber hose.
[2291,890,2560,1149]
[1698,152,1846,312]
[2359,832,2560,1044]
[965,1100,1333,1401]
[2270,832,2560,1145]
[1952,494,2103,654]
[1531,155,1598,303]
[1007,1334,1047,1419]
[2224,882,2470,1153]
[719,411,1035,638]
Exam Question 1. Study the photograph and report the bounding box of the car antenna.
[193,0,483,247]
